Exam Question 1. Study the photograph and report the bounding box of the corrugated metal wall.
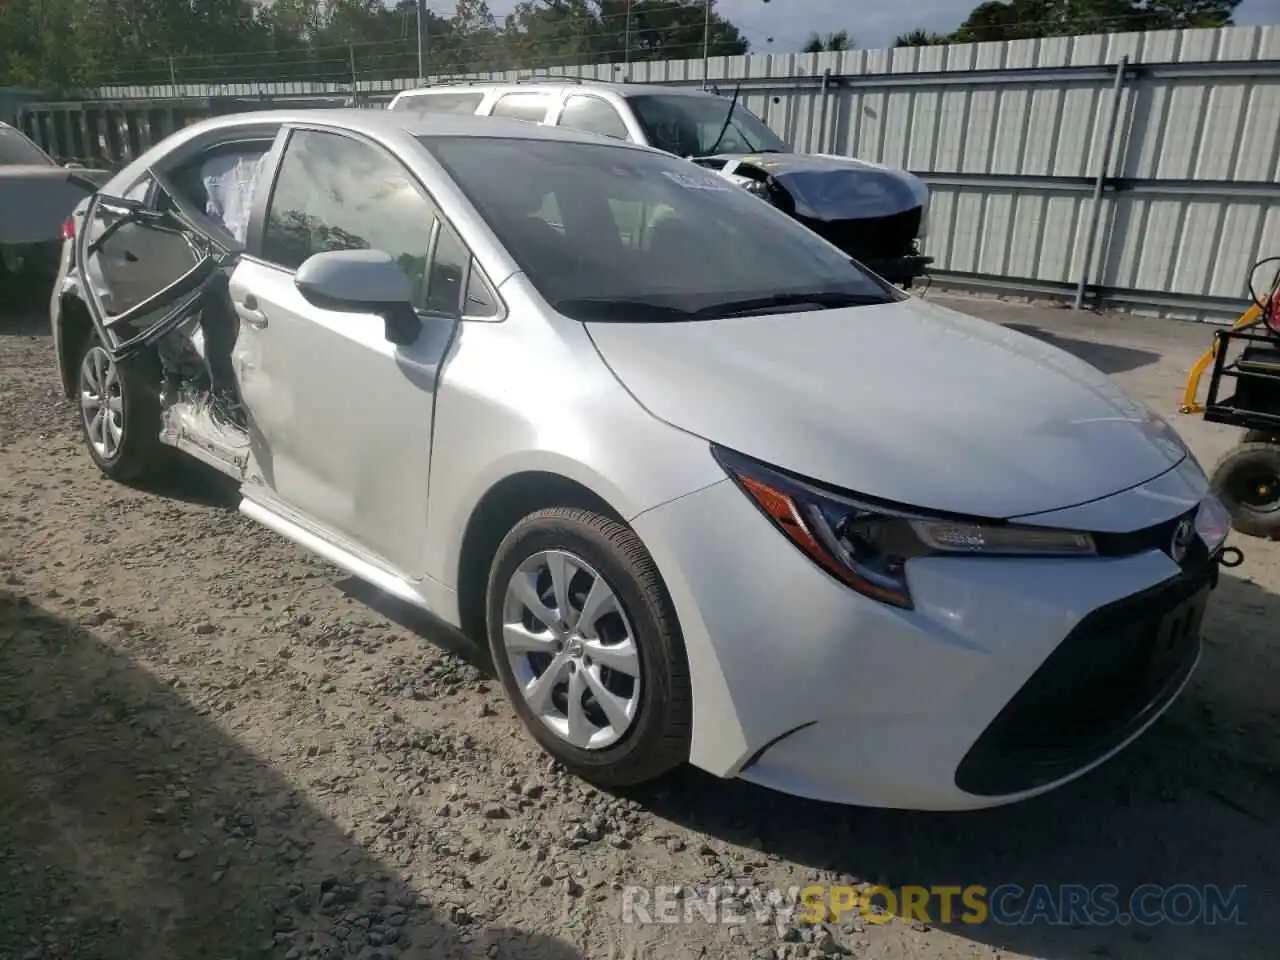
[20,25,1280,320]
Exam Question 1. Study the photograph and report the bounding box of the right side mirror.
[295,249,421,346]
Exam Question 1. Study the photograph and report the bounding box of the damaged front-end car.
[625,89,934,289]
[69,167,254,476]
[705,152,933,288]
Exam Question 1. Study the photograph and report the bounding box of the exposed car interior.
[75,140,273,471]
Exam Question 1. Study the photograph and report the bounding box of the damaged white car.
[52,109,1232,810]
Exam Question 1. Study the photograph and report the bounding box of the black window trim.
[245,123,507,323]
[555,93,631,142]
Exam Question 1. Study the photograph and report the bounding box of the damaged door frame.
[74,168,243,363]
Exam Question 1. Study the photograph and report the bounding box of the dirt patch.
[2,301,1278,960]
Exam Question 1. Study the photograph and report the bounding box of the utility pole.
[701,0,711,89]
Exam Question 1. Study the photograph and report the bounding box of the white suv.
[387,80,933,287]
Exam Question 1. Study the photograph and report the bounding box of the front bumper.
[632,458,1217,811]
[862,253,933,287]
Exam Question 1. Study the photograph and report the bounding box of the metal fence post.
[349,44,359,105]
[416,0,427,82]
[1074,54,1129,311]
[701,0,711,90]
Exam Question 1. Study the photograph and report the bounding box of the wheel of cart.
[1181,255,1280,540]
[1210,439,1280,540]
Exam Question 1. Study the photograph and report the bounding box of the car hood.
[698,152,929,220]
[0,166,108,245]
[585,297,1189,520]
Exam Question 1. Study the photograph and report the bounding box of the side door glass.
[393,92,485,115]
[260,129,437,306]
[424,219,502,320]
[556,95,629,141]
[489,93,552,124]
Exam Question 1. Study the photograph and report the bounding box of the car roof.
[393,81,723,100]
[189,108,658,148]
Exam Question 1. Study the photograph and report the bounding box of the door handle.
[235,294,267,328]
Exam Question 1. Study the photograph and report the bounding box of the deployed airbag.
[201,152,267,245]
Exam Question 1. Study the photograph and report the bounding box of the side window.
[394,92,484,115]
[164,141,273,244]
[489,93,551,124]
[425,221,467,315]
[425,220,502,319]
[463,263,500,318]
[261,130,436,303]
[557,96,629,141]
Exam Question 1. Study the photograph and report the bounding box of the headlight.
[1194,493,1231,555]
[712,445,1096,610]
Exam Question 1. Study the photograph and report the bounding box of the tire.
[485,507,692,787]
[73,333,166,482]
[1209,441,1280,540]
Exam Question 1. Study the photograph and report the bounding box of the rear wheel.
[1209,441,1280,540]
[75,335,166,482]
[485,507,692,787]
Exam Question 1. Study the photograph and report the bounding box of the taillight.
[61,218,75,240]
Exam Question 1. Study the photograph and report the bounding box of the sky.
[471,0,1280,53]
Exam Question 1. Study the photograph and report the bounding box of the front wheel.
[74,335,165,482]
[1209,441,1280,540]
[485,507,692,787]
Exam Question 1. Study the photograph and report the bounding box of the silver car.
[49,109,1228,810]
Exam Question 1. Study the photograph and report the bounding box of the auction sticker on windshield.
[662,170,731,191]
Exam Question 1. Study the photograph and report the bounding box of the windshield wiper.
[705,82,743,156]
[692,291,894,319]
[553,298,691,323]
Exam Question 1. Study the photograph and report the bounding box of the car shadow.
[606,568,1280,958]
[1002,321,1162,375]
[129,460,243,510]
[0,284,55,335]
[331,552,1278,958]
[0,589,585,960]
[336,576,490,673]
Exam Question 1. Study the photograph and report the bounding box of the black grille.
[1093,507,1207,568]
[954,563,1211,797]
[793,206,923,261]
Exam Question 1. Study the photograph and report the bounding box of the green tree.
[893,28,951,46]
[893,0,1238,47]
[1134,0,1240,28]
[801,29,852,53]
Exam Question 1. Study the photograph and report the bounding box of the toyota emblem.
[1169,518,1195,564]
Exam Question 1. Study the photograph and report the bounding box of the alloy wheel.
[501,549,642,750]
[79,345,124,460]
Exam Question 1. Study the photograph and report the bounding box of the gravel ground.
[1,293,1278,960]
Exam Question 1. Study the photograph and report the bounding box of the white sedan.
[49,108,1232,810]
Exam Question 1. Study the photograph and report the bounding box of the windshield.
[627,93,791,157]
[419,136,901,323]
[0,125,53,166]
